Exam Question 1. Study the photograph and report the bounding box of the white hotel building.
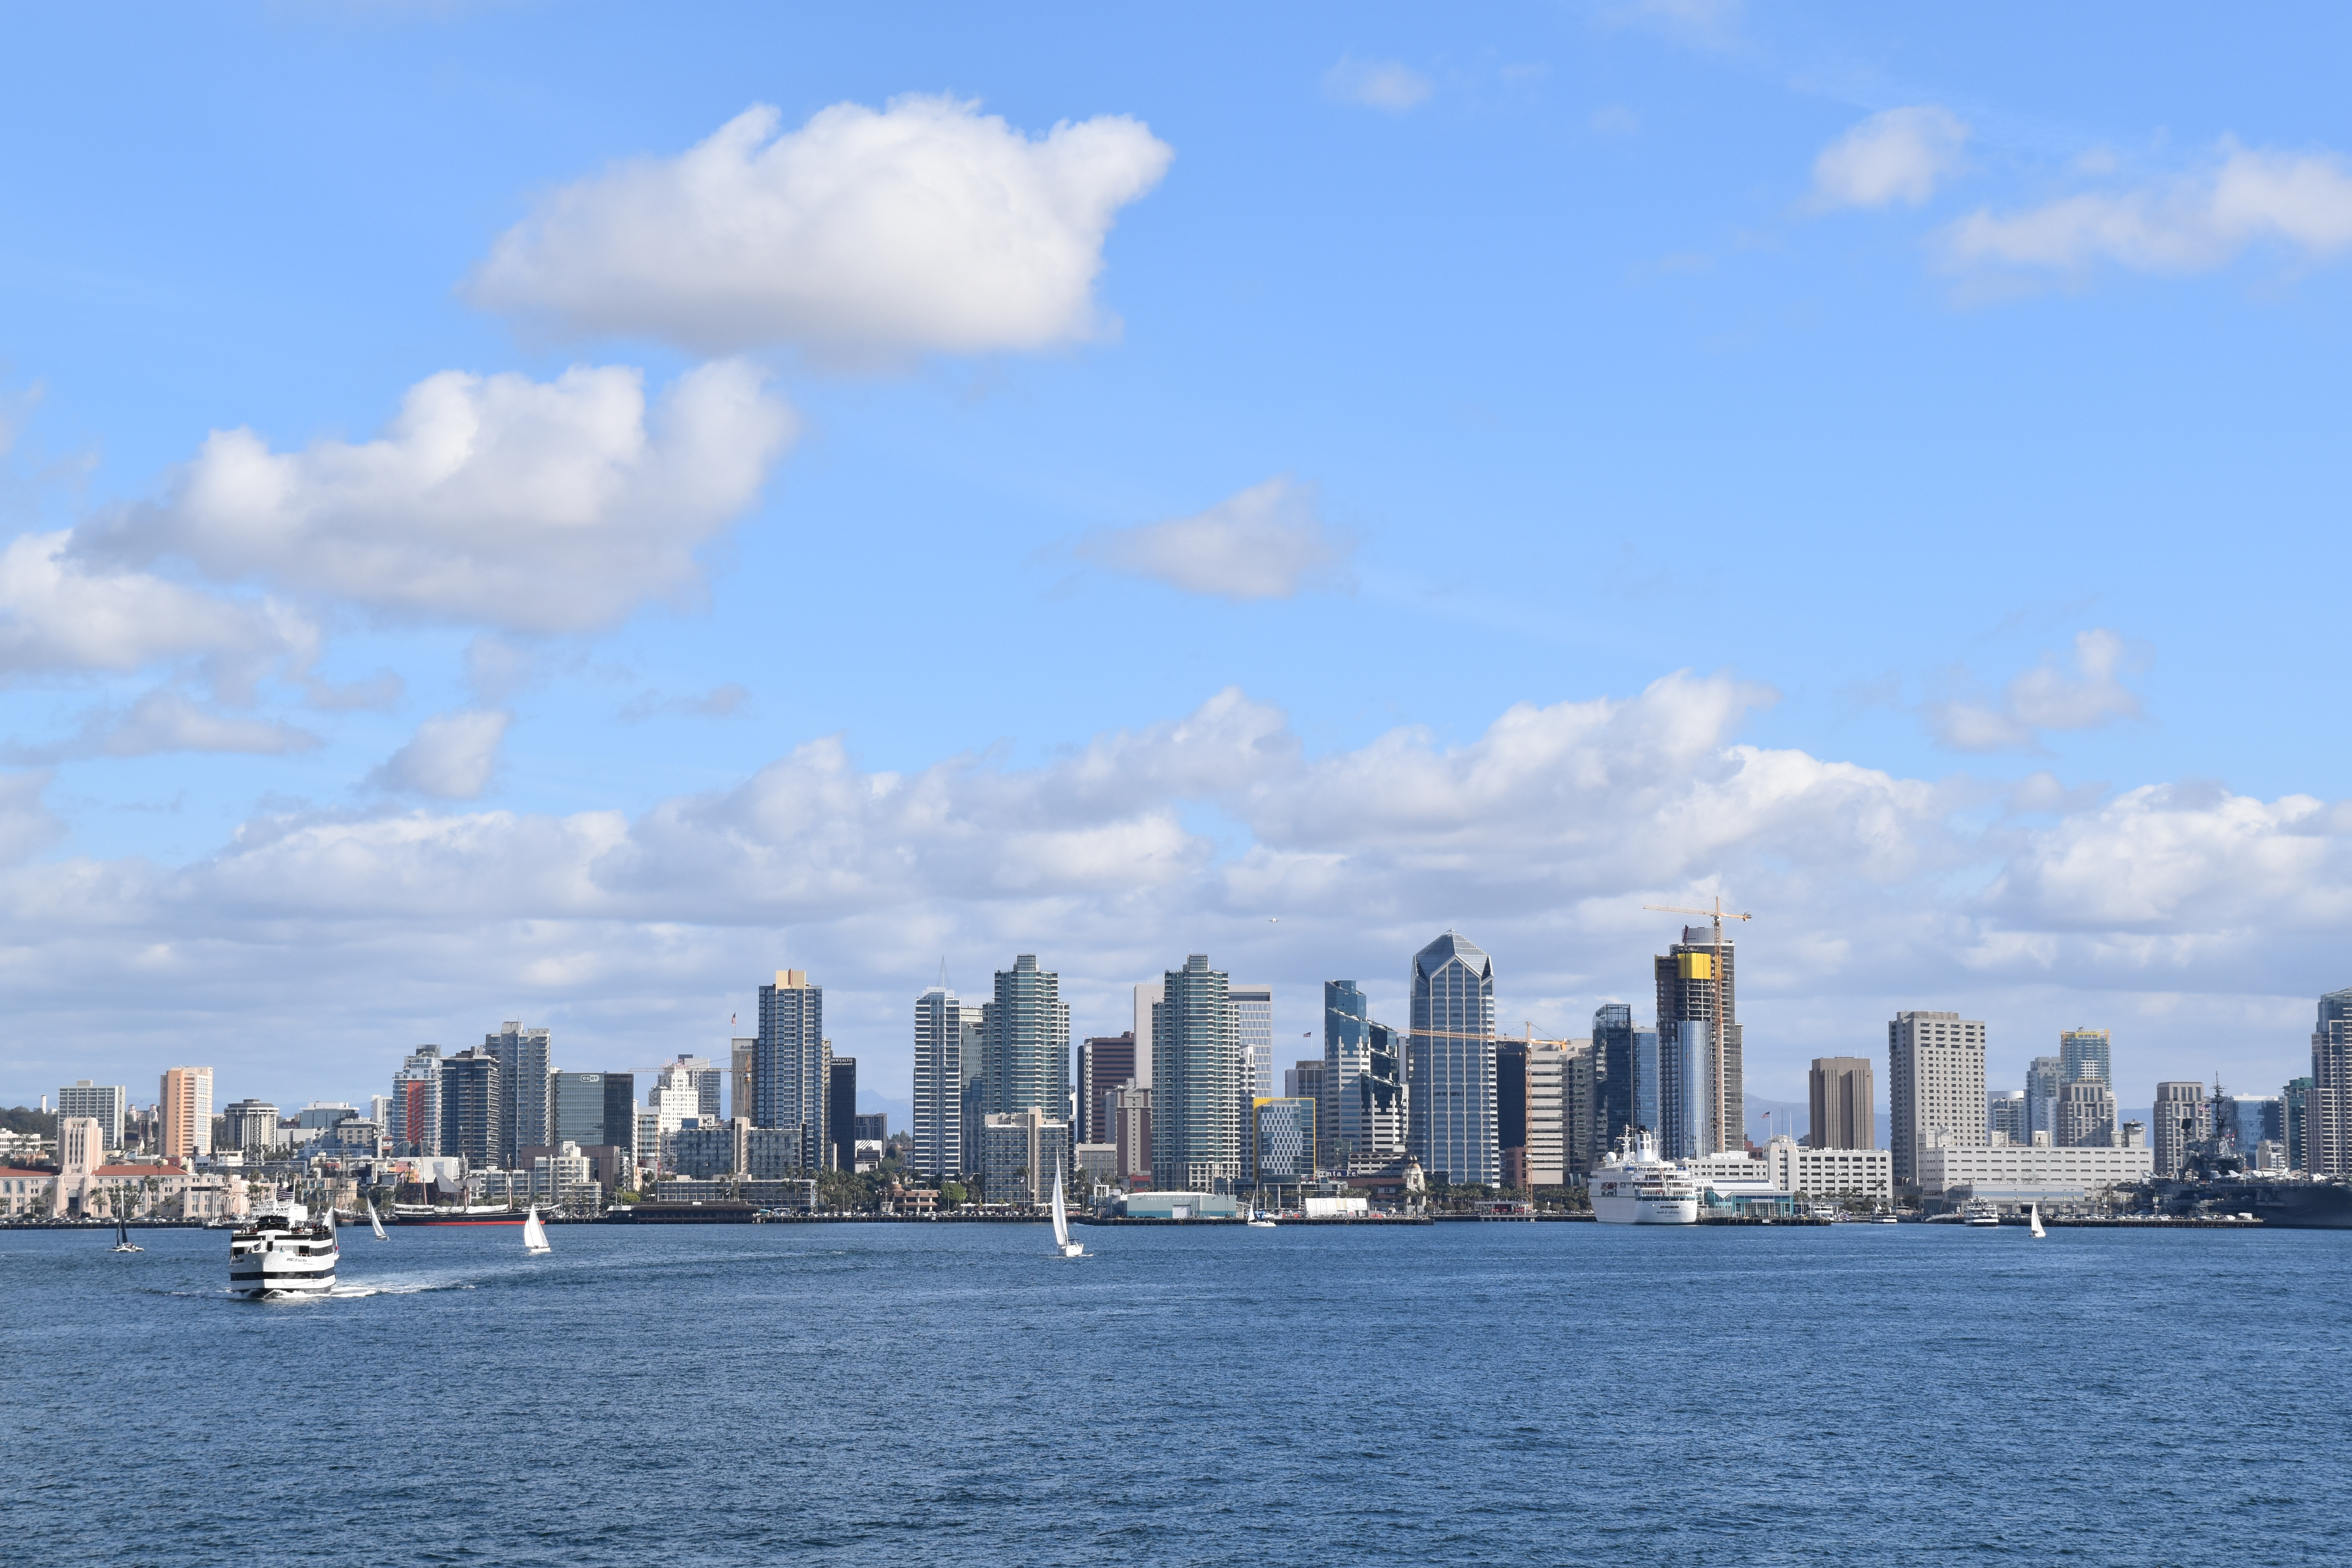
[1916,1131,2152,1201]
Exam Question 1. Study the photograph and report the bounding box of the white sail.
[1051,1172,1070,1250]
[2029,1202,2046,1239]
[367,1199,389,1241]
[522,1205,552,1254]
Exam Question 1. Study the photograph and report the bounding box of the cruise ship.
[229,1201,339,1298]
[1590,1130,1700,1224]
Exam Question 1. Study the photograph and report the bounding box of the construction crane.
[1644,894,1754,1156]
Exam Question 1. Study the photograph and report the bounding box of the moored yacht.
[229,1201,339,1298]
[1590,1130,1700,1225]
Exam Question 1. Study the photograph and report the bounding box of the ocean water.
[5,1220,2345,1566]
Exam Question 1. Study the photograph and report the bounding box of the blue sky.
[4,2,2350,1121]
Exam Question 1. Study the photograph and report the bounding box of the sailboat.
[522,1205,552,1255]
[111,1212,143,1253]
[2028,1202,2047,1239]
[1049,1173,1083,1259]
[366,1199,389,1241]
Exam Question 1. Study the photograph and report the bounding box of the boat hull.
[1592,1192,1699,1224]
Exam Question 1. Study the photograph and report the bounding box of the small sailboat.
[366,1199,389,1241]
[2028,1202,2047,1239]
[1246,1205,1277,1228]
[522,1205,552,1255]
[1049,1173,1083,1258]
[111,1212,143,1254]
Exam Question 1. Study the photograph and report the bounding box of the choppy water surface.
[4,1220,2345,1566]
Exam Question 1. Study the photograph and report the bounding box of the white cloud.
[1324,56,1433,113]
[0,689,319,763]
[1945,142,2352,274]
[1810,106,1969,210]
[85,361,794,635]
[1925,630,2143,753]
[1075,477,1355,600]
[468,96,1174,360]
[368,709,511,799]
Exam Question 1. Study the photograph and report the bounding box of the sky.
[4,1,2351,1124]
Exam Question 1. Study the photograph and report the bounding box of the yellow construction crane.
[1644,895,1754,1156]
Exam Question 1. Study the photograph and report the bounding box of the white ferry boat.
[229,1201,339,1298]
[1590,1131,1700,1225]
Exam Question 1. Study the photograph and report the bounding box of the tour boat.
[1590,1130,1699,1224]
[1962,1198,2001,1227]
[1049,1173,1083,1258]
[229,1201,339,1298]
[111,1213,143,1254]
[522,1205,552,1255]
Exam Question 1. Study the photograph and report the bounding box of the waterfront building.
[2284,1075,2314,1171]
[1110,1083,1152,1186]
[1888,1012,1988,1191]
[2312,986,2352,1178]
[439,1049,502,1167]
[1764,1137,1894,1203]
[391,1046,441,1156]
[158,1065,214,1162]
[828,1057,857,1174]
[911,985,976,1181]
[650,1176,816,1210]
[1523,1039,1579,1187]
[2057,1081,2118,1148]
[1808,1057,1875,1151]
[2154,1081,2207,1176]
[1988,1090,2028,1148]
[1916,1135,2154,1200]
[482,1022,552,1167]
[2059,1028,2112,1087]
[56,1082,126,1150]
[984,955,1071,1121]
[730,1036,756,1122]
[2025,1055,2063,1146]
[744,1125,808,1178]
[754,970,830,1171]
[551,1071,622,1147]
[1657,1020,1713,1163]
[0,1167,54,1217]
[1253,1096,1316,1185]
[1409,931,1498,1187]
[1232,984,1274,1103]
[1654,927,1742,1156]
[1593,1003,1636,1159]
[528,1142,599,1212]
[979,1106,1071,1206]
[223,1100,281,1153]
[852,1112,886,1172]
[1322,980,1405,1170]
[1074,1143,1118,1185]
[671,1118,750,1180]
[1078,1031,1137,1146]
[1122,1190,1240,1220]
[1153,955,1243,1191]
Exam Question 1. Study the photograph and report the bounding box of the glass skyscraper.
[2058,1028,2111,1085]
[1593,1002,1635,1156]
[1407,931,1497,1187]
[1654,927,1741,1156]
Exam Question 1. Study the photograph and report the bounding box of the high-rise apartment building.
[754,970,829,1171]
[1655,927,1741,1156]
[2025,1055,2063,1145]
[482,1022,551,1168]
[1111,1083,1152,1186]
[1887,1012,1987,1189]
[978,1106,1070,1205]
[1524,1039,1577,1187]
[984,955,1070,1121]
[2059,1028,2111,1086]
[1593,1004,1636,1156]
[828,1057,857,1174]
[729,1036,756,1122]
[1562,1038,1599,1178]
[158,1066,213,1162]
[2057,1081,2117,1148]
[911,986,976,1181]
[1657,1019,1713,1162]
[1252,1097,1315,1184]
[438,1049,502,1167]
[1323,980,1406,1169]
[1808,1057,1875,1151]
[1408,931,1497,1187]
[2284,1075,2314,1171]
[1153,955,1243,1191]
[57,1082,127,1150]
[2153,1080,2207,1176]
[223,1099,280,1152]
[1078,1032,1137,1146]
[1232,985,1274,1103]
[2308,987,2352,1178]
[390,1046,441,1156]
[1987,1089,2028,1147]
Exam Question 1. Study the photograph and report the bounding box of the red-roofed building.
[0,1167,54,1218]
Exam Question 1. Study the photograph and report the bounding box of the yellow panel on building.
[1678,952,1713,980]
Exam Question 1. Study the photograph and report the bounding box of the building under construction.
[1654,926,1742,1157]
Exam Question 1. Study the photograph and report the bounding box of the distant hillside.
[0,1106,57,1136]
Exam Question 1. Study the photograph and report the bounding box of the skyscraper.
[392,1045,441,1156]
[158,1066,213,1163]
[2025,1055,2063,1145]
[482,1023,551,1168]
[1524,1039,1576,1187]
[829,1056,857,1174]
[1657,1019,1711,1162]
[729,1036,756,1122]
[1252,1097,1315,1184]
[911,986,973,1181]
[1987,1089,2028,1146]
[1077,1032,1136,1146]
[2285,1075,2314,1171]
[1152,954,1243,1191]
[2308,987,2352,1178]
[660,1055,722,1123]
[438,1048,501,1166]
[552,1071,614,1146]
[1231,985,1274,1103]
[2059,1028,2111,1086]
[1808,1057,1875,1150]
[2057,1081,2117,1148]
[2154,1080,2207,1176]
[56,1082,126,1150]
[602,1073,635,1154]
[1408,931,1497,1187]
[1496,1036,1530,1187]
[984,955,1070,1119]
[755,970,829,1171]
[1887,1011,1987,1189]
[1655,927,1740,1156]
[1593,1003,1636,1154]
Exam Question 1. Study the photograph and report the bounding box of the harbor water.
[5,1220,2345,1566]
